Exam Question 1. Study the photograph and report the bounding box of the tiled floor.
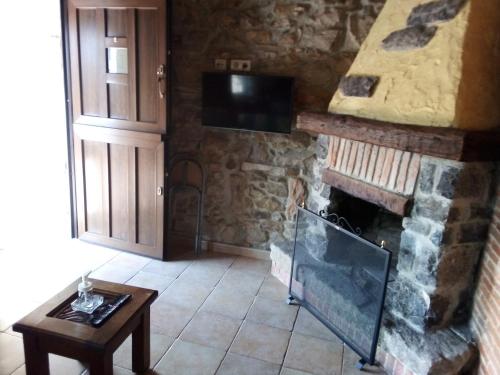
[0,242,385,375]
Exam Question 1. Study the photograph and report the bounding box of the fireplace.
[270,113,498,374]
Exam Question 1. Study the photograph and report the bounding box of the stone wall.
[170,0,384,251]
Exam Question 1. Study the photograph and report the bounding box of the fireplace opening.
[325,187,403,269]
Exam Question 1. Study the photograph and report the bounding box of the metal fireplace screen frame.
[288,207,392,365]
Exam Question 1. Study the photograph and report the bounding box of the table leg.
[23,334,49,375]
[132,308,150,373]
[89,352,113,375]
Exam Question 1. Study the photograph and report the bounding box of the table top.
[13,279,158,350]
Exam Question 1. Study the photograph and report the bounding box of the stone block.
[402,217,432,236]
[385,278,429,331]
[425,294,450,327]
[446,206,462,223]
[457,222,490,243]
[436,166,460,199]
[454,166,492,199]
[339,75,379,97]
[418,162,436,194]
[414,196,451,223]
[407,0,468,27]
[413,247,439,287]
[381,25,437,52]
[380,317,477,375]
[468,203,491,220]
[241,162,286,177]
[397,246,416,274]
[430,226,454,246]
[435,245,481,288]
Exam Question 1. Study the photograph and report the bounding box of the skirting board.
[202,240,271,260]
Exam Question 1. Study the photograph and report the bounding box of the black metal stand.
[286,295,299,305]
[356,358,367,370]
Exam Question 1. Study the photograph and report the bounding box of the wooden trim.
[106,73,128,85]
[297,112,500,162]
[74,123,161,148]
[71,0,163,8]
[202,241,271,261]
[322,169,412,216]
[128,146,137,244]
[96,8,108,117]
[75,115,164,133]
[61,0,78,237]
[127,8,137,122]
[104,36,127,47]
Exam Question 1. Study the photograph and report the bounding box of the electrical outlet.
[214,58,227,70]
[230,59,251,72]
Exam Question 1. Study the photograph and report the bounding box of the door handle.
[157,64,166,99]
[157,186,164,196]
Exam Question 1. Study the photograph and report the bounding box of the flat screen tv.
[202,72,294,134]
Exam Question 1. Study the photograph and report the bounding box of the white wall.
[0,1,71,249]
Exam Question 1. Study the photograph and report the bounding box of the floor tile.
[157,278,213,310]
[3,326,21,338]
[126,271,175,294]
[180,311,241,351]
[111,367,134,375]
[142,258,193,278]
[284,333,343,375]
[8,352,86,375]
[280,368,313,375]
[342,345,384,375]
[230,321,291,365]
[216,353,281,375]
[178,262,228,288]
[258,275,290,302]
[196,252,236,270]
[9,365,25,375]
[230,257,271,275]
[0,332,24,375]
[49,355,86,375]
[89,263,138,284]
[106,252,152,270]
[201,286,255,320]
[246,296,298,331]
[114,333,174,370]
[155,339,225,375]
[0,299,41,332]
[83,367,134,375]
[293,308,338,341]
[218,269,266,296]
[151,302,196,338]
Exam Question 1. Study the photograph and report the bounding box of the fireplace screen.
[289,207,391,365]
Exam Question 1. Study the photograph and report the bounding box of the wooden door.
[65,0,168,258]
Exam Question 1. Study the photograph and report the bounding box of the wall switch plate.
[214,58,227,70]
[230,59,251,71]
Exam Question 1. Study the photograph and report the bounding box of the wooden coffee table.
[13,278,158,375]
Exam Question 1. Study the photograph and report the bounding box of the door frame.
[59,0,172,259]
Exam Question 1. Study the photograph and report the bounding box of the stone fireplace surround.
[270,112,500,375]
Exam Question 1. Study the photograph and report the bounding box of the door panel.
[74,125,164,258]
[68,0,167,134]
[137,9,159,124]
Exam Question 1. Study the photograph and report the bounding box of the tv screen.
[202,72,294,134]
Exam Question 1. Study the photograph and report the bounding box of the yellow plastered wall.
[328,0,500,130]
